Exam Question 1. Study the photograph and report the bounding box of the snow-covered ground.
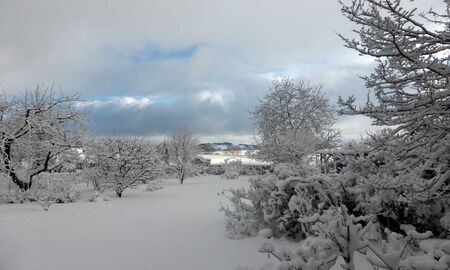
[0,175,281,270]
[200,154,271,165]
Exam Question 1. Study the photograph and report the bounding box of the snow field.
[0,175,285,270]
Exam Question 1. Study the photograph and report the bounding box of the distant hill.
[199,142,257,152]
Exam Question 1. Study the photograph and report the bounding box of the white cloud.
[76,96,153,109]
[117,97,152,108]
[196,89,233,109]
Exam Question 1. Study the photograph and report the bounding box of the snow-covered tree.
[88,137,162,197]
[252,77,340,164]
[0,88,84,191]
[338,0,450,233]
[166,130,200,184]
[82,148,110,193]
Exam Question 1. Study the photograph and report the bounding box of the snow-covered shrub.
[34,172,81,205]
[146,179,163,192]
[0,188,35,204]
[1,172,81,207]
[221,180,273,239]
[222,162,337,240]
[273,163,316,180]
[335,153,450,236]
[206,165,225,175]
[440,212,450,233]
[193,156,211,175]
[90,191,111,202]
[260,206,450,270]
[240,165,271,176]
[222,158,243,179]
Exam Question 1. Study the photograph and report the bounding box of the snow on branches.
[164,130,201,184]
[85,137,162,198]
[338,0,450,205]
[260,206,450,270]
[251,77,340,164]
[0,87,85,191]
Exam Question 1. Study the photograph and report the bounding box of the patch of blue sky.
[83,95,176,105]
[104,43,200,63]
[151,96,176,105]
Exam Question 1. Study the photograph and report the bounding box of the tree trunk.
[2,139,33,191]
[14,179,32,191]
[116,189,123,198]
[179,175,184,184]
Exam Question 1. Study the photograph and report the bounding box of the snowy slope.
[0,176,279,270]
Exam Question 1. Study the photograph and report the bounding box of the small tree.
[251,78,340,164]
[0,88,84,191]
[166,130,200,184]
[88,137,162,197]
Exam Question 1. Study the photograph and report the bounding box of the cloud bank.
[0,0,443,142]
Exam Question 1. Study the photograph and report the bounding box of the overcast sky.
[0,0,443,143]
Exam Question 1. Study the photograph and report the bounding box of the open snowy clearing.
[0,175,284,270]
[200,154,271,165]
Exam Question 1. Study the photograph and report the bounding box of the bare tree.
[87,137,162,198]
[338,0,450,201]
[0,87,84,191]
[251,77,340,164]
[166,130,200,184]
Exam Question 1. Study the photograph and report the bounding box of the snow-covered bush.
[90,191,111,202]
[333,147,450,236]
[34,173,81,210]
[222,162,337,240]
[34,172,81,203]
[10,172,82,210]
[0,188,35,204]
[1,172,81,207]
[222,158,243,179]
[206,165,225,175]
[193,156,211,175]
[221,178,275,239]
[260,206,450,270]
[146,179,163,192]
[240,165,271,176]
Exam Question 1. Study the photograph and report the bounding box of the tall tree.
[251,77,340,164]
[0,88,84,191]
[338,0,450,202]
